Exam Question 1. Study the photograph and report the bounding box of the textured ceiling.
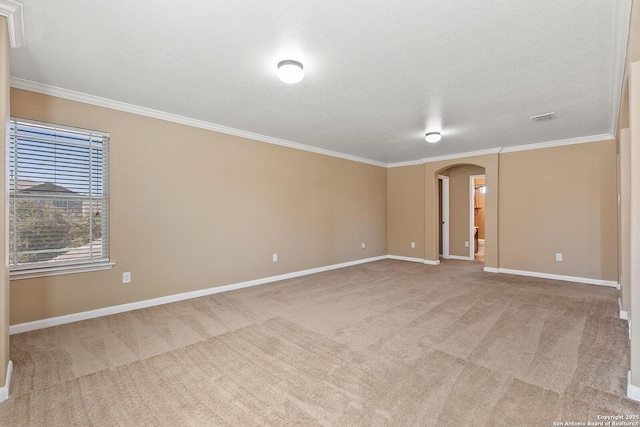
[8,0,630,164]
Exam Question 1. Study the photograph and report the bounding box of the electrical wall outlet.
[361,242,366,249]
[411,242,415,248]
[464,241,470,248]
[122,272,131,283]
[555,253,562,262]
[273,253,278,262]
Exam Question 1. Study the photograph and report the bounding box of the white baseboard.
[386,255,441,265]
[496,268,619,288]
[628,371,640,402]
[388,255,424,263]
[619,298,630,320]
[10,255,387,335]
[9,256,620,335]
[0,360,13,403]
[449,255,473,261]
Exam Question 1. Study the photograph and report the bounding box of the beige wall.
[9,89,387,325]
[387,165,424,258]
[446,165,485,257]
[385,143,619,282]
[387,161,492,263]
[6,86,625,329]
[0,17,9,387]
[499,141,618,281]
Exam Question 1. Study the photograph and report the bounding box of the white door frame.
[438,175,450,259]
[469,174,485,260]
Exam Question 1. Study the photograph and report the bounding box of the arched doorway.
[423,152,498,270]
[437,164,485,261]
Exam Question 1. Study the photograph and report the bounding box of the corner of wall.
[0,360,12,402]
[628,371,640,402]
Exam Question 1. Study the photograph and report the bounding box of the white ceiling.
[6,0,631,165]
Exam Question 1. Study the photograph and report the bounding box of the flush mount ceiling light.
[277,60,304,84]
[425,132,441,143]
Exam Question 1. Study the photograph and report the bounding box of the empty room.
[0,0,640,425]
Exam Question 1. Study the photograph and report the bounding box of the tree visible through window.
[9,119,109,273]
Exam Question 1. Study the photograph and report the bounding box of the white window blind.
[9,118,111,278]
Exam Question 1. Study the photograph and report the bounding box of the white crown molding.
[0,0,24,47]
[10,78,387,168]
[499,134,614,154]
[387,147,503,168]
[610,0,632,137]
[10,78,619,169]
[421,147,502,164]
[387,132,615,169]
[387,159,424,168]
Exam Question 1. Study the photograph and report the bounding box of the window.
[9,118,113,279]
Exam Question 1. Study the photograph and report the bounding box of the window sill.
[10,261,116,280]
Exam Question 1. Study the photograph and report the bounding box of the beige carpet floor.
[1,259,639,426]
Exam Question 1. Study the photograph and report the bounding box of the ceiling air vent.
[530,112,557,122]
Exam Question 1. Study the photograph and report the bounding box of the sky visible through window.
[9,121,104,196]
